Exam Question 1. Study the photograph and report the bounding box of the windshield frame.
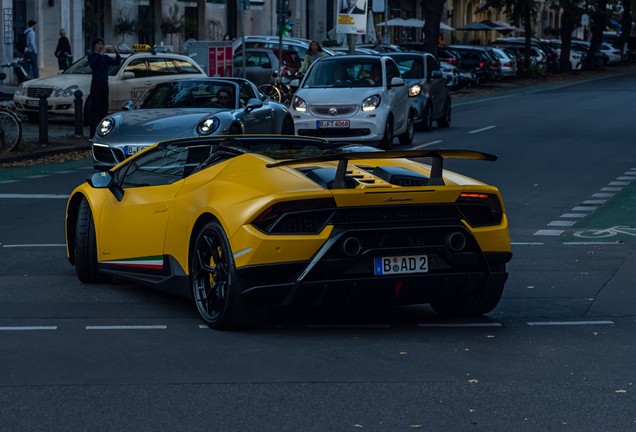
[63,54,126,76]
[302,57,384,89]
[134,80,240,110]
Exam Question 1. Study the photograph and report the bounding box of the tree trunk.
[620,0,632,50]
[560,9,574,71]
[588,0,608,68]
[422,0,446,56]
[524,2,532,69]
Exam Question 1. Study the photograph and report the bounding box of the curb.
[0,143,91,164]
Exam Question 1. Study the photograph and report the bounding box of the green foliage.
[18,140,32,153]
[160,5,183,37]
[322,39,341,47]
[183,16,199,39]
[136,15,157,35]
[82,6,102,36]
[525,64,546,78]
[115,10,137,43]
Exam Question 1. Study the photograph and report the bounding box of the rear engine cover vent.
[372,166,429,187]
[304,167,359,189]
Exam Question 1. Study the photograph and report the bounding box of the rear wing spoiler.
[266,150,497,188]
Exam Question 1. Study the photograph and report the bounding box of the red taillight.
[252,198,337,232]
[612,51,620,55]
[455,193,503,226]
[444,57,458,66]
[283,67,292,77]
[479,62,485,68]
[503,62,511,67]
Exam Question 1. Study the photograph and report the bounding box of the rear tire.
[281,117,295,135]
[398,110,414,146]
[436,99,452,128]
[379,116,394,150]
[429,265,506,317]
[191,221,269,330]
[229,125,242,135]
[75,197,111,284]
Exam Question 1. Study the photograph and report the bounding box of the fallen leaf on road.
[400,352,407,355]
[593,332,599,336]
[486,335,495,338]
[410,426,422,428]
[354,425,363,428]
[469,409,475,412]
[616,390,627,393]
[465,349,470,351]
[587,298,594,301]
[616,240,624,244]
[468,379,479,383]
[469,420,477,424]
[24,275,27,277]
[527,286,534,289]
[353,337,358,340]
[587,251,594,254]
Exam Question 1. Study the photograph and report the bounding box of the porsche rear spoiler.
[266,150,497,188]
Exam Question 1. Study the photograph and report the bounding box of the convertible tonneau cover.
[266,150,497,188]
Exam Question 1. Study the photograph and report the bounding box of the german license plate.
[374,255,428,275]
[317,120,349,128]
[124,145,144,155]
[26,100,39,107]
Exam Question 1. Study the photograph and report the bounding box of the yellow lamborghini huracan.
[66,136,511,329]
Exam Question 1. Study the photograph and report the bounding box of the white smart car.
[290,55,413,149]
[13,46,206,122]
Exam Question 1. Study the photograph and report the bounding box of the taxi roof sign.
[132,44,151,51]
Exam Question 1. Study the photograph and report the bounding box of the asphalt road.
[1,73,636,431]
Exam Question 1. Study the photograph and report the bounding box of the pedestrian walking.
[54,29,72,71]
[23,20,38,79]
[87,38,121,139]
[300,41,327,73]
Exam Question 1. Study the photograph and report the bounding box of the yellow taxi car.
[65,136,512,330]
[14,45,206,122]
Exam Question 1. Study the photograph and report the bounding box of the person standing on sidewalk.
[23,20,38,79]
[54,29,72,71]
[87,38,120,139]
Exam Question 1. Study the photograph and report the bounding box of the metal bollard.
[74,90,84,136]
[38,91,48,144]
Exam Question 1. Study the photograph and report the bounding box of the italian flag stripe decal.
[100,255,163,269]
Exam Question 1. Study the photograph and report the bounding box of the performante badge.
[329,107,338,116]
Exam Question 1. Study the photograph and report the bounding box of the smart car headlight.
[97,118,115,137]
[293,96,307,112]
[63,85,79,98]
[361,95,381,112]
[408,85,421,97]
[196,116,220,135]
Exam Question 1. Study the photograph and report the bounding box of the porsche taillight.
[252,198,337,234]
[455,193,503,227]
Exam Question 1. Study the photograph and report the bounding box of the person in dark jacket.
[54,29,72,71]
[87,38,121,139]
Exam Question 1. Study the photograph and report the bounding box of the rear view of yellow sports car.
[65,136,511,329]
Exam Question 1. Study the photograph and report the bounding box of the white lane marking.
[468,125,497,134]
[0,194,70,199]
[0,326,57,330]
[563,242,621,245]
[201,324,282,329]
[572,206,598,211]
[23,175,49,179]
[534,230,564,236]
[511,242,544,245]
[85,325,167,330]
[548,220,576,227]
[0,180,20,184]
[413,140,442,149]
[609,181,630,186]
[591,193,615,198]
[624,172,636,175]
[601,187,623,192]
[3,244,66,248]
[53,171,76,174]
[418,323,502,328]
[583,200,606,204]
[527,321,614,326]
[560,213,586,218]
[308,324,391,329]
[616,176,636,181]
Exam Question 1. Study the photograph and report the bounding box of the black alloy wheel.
[379,116,394,150]
[419,103,433,132]
[398,110,414,145]
[229,125,242,135]
[75,197,111,284]
[281,117,295,135]
[191,221,268,330]
[437,99,451,128]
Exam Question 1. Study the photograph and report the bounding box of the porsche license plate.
[317,120,349,128]
[26,100,40,107]
[125,145,144,155]
[374,255,428,275]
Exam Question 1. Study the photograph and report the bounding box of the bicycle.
[573,226,636,238]
[258,81,291,105]
[0,63,23,152]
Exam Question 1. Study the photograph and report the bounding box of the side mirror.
[121,100,133,111]
[122,71,135,80]
[245,98,264,112]
[86,171,124,202]
[390,77,406,87]
[431,70,443,79]
[289,79,299,87]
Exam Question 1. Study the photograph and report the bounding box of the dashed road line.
[0,194,70,199]
[23,175,50,179]
[534,230,564,236]
[591,193,615,198]
[511,242,544,245]
[563,242,619,245]
[527,321,614,326]
[468,125,497,134]
[616,176,636,181]
[583,200,606,205]
[413,140,442,149]
[85,325,167,330]
[548,220,576,227]
[601,187,623,192]
[0,326,57,331]
[52,171,76,174]
[308,324,391,329]
[560,213,586,218]
[572,206,598,211]
[0,180,20,184]
[609,181,629,186]
[3,244,66,248]
[418,323,501,328]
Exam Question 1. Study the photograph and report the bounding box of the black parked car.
[448,46,500,82]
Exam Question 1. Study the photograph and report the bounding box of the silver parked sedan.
[92,78,294,169]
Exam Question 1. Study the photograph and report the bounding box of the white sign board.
[372,0,385,13]
[337,0,368,35]
[581,14,589,26]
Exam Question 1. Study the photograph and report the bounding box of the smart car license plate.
[125,146,144,155]
[317,120,349,128]
[374,255,428,275]
[26,100,39,107]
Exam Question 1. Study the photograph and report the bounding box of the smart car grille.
[332,205,460,224]
[27,87,54,98]
[308,104,359,117]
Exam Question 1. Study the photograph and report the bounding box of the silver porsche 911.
[92,78,295,169]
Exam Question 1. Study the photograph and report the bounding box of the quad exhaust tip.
[446,232,466,251]
[342,237,362,256]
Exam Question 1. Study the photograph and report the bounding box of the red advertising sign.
[208,47,233,77]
